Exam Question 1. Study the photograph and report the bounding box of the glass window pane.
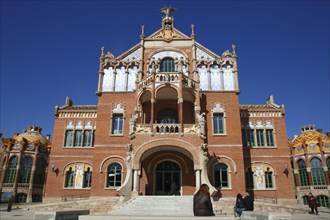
[256,129,264,146]
[83,130,92,147]
[266,129,274,146]
[65,130,74,147]
[74,130,82,146]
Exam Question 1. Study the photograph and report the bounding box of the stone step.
[80,215,234,220]
[110,196,194,216]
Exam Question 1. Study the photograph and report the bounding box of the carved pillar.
[195,169,201,189]
[199,144,217,196]
[232,45,239,92]
[150,72,156,133]
[178,72,183,133]
[96,48,105,94]
[220,69,224,90]
[117,145,134,204]
[113,71,117,91]
[133,169,139,192]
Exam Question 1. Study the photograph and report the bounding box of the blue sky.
[1,0,329,139]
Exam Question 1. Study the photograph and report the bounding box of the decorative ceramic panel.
[122,48,142,62]
[210,65,221,90]
[115,67,127,91]
[127,66,138,91]
[152,51,185,61]
[197,65,208,90]
[102,67,114,91]
[196,47,215,61]
[223,65,235,90]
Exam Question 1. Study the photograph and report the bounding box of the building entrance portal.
[155,161,181,195]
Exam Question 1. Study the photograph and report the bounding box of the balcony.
[135,123,199,136]
[137,72,196,90]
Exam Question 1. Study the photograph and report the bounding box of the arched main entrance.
[155,161,181,195]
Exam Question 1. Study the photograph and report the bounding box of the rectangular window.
[74,130,83,147]
[247,130,255,147]
[64,130,74,147]
[83,130,93,147]
[256,129,264,146]
[213,113,224,134]
[112,114,123,134]
[266,129,274,146]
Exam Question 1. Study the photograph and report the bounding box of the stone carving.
[129,113,138,138]
[196,112,206,139]
[136,125,151,133]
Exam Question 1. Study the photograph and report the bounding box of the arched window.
[34,158,46,185]
[84,167,92,188]
[298,160,309,186]
[157,108,178,124]
[18,157,33,183]
[5,157,18,183]
[317,195,330,208]
[160,58,175,72]
[265,168,273,188]
[64,167,74,188]
[107,163,122,187]
[214,163,229,188]
[311,157,326,185]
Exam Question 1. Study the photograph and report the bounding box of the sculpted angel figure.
[196,112,206,138]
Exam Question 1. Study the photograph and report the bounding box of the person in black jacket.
[193,184,215,216]
[243,192,254,211]
[234,193,246,219]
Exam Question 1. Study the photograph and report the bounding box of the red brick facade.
[44,9,296,204]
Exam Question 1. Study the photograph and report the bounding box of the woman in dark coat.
[307,193,318,215]
[193,184,215,216]
[234,193,246,218]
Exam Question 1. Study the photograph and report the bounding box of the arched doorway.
[155,161,181,195]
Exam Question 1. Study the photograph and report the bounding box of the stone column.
[133,169,139,192]
[150,72,156,133]
[195,170,201,189]
[96,48,105,94]
[178,72,183,134]
[323,166,329,185]
[306,167,313,186]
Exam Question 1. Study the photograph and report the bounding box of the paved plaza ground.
[0,206,329,220]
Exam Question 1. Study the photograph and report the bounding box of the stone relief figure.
[74,165,84,189]
[254,166,265,189]
[129,113,138,137]
[196,112,206,139]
